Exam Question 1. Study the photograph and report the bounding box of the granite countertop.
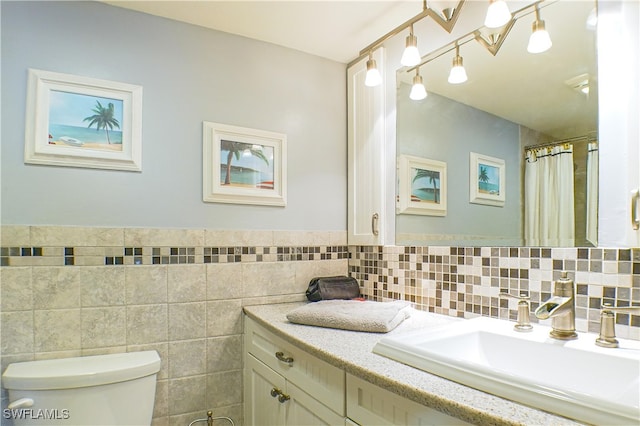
[243,302,583,426]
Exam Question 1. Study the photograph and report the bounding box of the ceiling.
[103,0,424,64]
[104,0,598,139]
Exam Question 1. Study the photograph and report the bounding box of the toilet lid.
[2,350,161,390]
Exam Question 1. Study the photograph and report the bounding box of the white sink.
[373,316,640,425]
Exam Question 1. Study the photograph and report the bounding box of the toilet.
[2,351,161,425]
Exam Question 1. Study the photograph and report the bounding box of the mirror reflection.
[396,0,598,247]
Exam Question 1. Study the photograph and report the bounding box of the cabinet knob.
[277,393,291,403]
[270,387,281,398]
[275,351,294,365]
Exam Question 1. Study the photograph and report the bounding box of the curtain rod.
[524,133,597,151]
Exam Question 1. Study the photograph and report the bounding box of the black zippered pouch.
[305,276,360,302]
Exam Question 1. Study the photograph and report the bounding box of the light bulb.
[484,0,511,29]
[448,55,467,84]
[401,33,421,67]
[409,73,427,100]
[365,58,382,87]
[527,20,552,53]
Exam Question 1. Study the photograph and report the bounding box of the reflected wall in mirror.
[396,0,598,247]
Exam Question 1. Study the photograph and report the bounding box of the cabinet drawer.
[245,317,345,415]
[346,374,469,426]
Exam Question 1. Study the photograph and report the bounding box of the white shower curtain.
[586,141,599,246]
[524,144,575,246]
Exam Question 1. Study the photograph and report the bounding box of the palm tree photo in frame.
[203,122,287,206]
[470,152,506,207]
[397,155,447,216]
[24,69,142,171]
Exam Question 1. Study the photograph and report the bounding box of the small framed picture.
[397,154,447,216]
[469,152,505,207]
[24,69,142,171]
[203,121,287,206]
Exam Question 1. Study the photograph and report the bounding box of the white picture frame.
[24,68,142,171]
[203,121,287,206]
[469,152,506,207]
[397,154,447,216]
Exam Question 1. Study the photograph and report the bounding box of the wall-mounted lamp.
[447,45,468,84]
[484,0,512,28]
[409,69,428,100]
[527,5,552,53]
[401,25,421,67]
[365,52,382,87]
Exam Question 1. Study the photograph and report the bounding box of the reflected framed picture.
[24,69,142,171]
[469,152,505,207]
[203,121,287,206]
[397,154,447,216]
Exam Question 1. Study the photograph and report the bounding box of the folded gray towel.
[286,300,411,333]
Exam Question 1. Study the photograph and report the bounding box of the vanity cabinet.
[244,318,345,425]
[244,316,471,426]
[347,49,388,245]
[346,374,469,426]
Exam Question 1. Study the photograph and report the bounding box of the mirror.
[395,0,598,247]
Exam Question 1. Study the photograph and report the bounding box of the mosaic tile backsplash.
[2,224,639,426]
[349,245,640,340]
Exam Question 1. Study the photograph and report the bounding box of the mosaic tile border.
[349,245,640,339]
[0,245,348,267]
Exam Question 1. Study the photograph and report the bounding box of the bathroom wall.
[1,1,347,425]
[350,245,640,340]
[0,225,348,425]
[0,1,346,230]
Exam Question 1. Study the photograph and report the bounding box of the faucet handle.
[499,292,533,332]
[596,304,640,348]
[600,304,640,314]
[499,292,530,301]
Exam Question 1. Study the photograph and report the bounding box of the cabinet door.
[245,354,286,426]
[347,49,386,245]
[597,0,640,247]
[285,381,344,426]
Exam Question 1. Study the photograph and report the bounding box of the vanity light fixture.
[364,52,382,87]
[484,0,512,29]
[352,1,467,89]
[401,25,421,67]
[447,44,468,84]
[527,5,552,53]
[409,69,428,100]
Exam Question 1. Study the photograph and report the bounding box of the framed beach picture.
[397,154,447,216]
[202,121,287,206]
[469,152,505,207]
[24,69,142,171]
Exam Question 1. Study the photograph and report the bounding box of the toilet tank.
[2,351,161,426]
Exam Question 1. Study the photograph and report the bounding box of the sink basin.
[373,316,640,425]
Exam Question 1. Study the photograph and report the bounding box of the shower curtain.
[586,141,599,246]
[524,144,575,246]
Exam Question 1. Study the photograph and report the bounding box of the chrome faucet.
[596,304,640,348]
[534,271,577,340]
